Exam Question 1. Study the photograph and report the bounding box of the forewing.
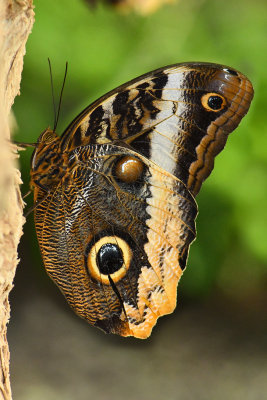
[61,62,253,196]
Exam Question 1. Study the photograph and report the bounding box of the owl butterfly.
[30,62,253,339]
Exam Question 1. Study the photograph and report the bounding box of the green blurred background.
[10,0,267,399]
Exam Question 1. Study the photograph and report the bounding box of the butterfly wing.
[32,63,253,338]
[61,62,253,196]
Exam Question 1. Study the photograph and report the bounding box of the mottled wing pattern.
[31,63,253,338]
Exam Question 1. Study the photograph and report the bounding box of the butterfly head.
[30,128,64,192]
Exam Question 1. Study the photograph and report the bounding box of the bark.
[0,1,34,399]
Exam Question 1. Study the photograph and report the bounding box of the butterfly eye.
[115,156,144,183]
[87,236,132,285]
[201,93,226,112]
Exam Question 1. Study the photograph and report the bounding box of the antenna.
[48,58,57,131]
[48,59,68,132]
[55,61,68,132]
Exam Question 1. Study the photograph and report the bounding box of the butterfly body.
[30,63,253,338]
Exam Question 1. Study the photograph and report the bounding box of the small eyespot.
[115,156,144,183]
[201,93,227,112]
[87,236,132,285]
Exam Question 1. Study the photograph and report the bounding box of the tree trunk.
[0,1,34,398]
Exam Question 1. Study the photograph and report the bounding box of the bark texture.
[0,1,34,399]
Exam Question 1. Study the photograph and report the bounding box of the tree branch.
[0,1,34,398]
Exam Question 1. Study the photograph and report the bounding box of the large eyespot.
[114,156,144,183]
[87,236,132,285]
[201,93,226,112]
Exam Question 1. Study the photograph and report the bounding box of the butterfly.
[30,62,254,339]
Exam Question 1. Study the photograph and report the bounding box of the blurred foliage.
[14,0,267,303]
[84,0,176,15]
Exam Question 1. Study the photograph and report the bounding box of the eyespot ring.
[201,93,226,112]
[87,236,132,285]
